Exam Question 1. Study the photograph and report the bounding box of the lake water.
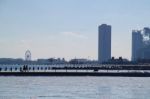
[0,77,150,99]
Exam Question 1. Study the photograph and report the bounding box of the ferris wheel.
[25,50,31,61]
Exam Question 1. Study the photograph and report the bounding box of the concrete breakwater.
[0,72,150,77]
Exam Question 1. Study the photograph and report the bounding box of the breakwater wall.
[1,72,150,77]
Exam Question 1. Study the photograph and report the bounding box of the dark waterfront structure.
[1,72,150,77]
[98,24,111,63]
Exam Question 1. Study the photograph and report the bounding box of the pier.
[0,64,150,77]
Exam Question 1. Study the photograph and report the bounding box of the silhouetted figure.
[29,67,31,71]
[0,68,1,72]
[37,67,39,70]
[15,67,17,71]
[22,65,26,72]
[10,67,12,72]
[20,67,22,72]
[26,65,28,72]
[23,65,28,72]
[33,67,35,71]
[5,67,7,71]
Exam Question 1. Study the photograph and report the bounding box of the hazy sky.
[0,0,150,60]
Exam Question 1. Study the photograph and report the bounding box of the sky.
[0,0,150,60]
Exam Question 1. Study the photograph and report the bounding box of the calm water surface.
[0,77,150,99]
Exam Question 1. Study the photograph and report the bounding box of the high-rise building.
[132,30,143,61]
[98,24,111,63]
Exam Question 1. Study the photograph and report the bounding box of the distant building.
[139,46,150,59]
[37,58,66,64]
[132,30,143,61]
[132,27,150,61]
[69,58,89,64]
[107,57,130,64]
[0,58,24,64]
[98,24,111,63]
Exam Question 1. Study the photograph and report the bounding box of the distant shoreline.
[1,72,150,77]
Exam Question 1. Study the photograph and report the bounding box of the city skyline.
[0,0,150,60]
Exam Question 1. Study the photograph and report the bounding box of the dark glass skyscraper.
[98,24,111,63]
[132,27,150,61]
[132,30,143,61]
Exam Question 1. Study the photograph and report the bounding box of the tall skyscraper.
[132,27,150,61]
[132,30,143,61]
[98,24,111,63]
